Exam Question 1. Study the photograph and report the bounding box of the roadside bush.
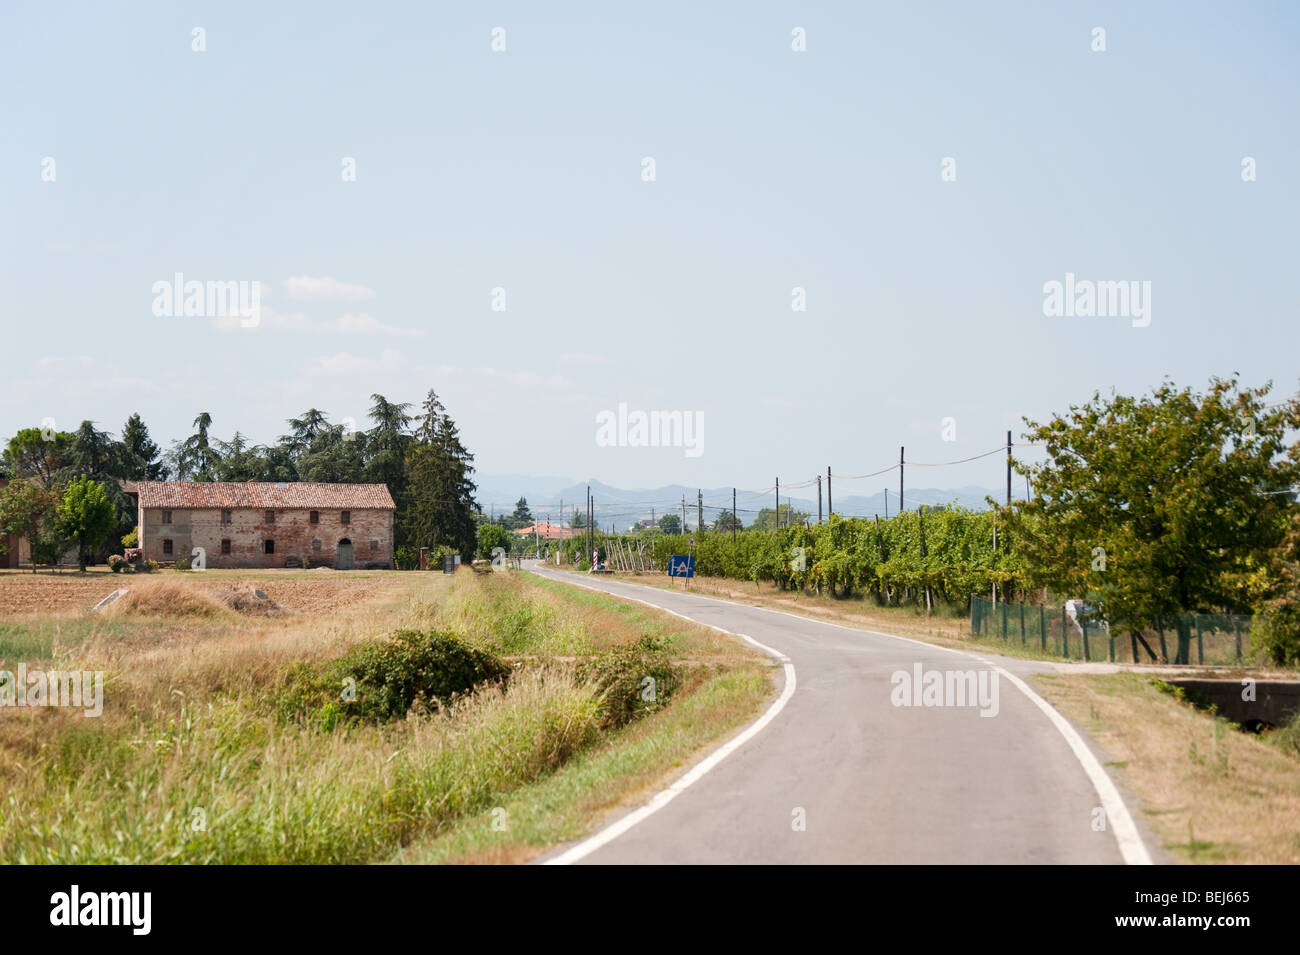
[278,629,512,727]
[1253,597,1300,667]
[107,554,131,574]
[173,555,192,571]
[121,527,138,548]
[1253,513,1300,667]
[577,635,679,728]
[1270,710,1300,759]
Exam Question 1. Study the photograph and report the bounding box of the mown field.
[0,566,773,864]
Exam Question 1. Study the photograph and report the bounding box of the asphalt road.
[530,564,1157,865]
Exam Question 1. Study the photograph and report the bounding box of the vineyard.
[555,507,1021,611]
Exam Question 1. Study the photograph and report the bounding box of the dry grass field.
[0,566,772,864]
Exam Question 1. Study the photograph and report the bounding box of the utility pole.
[775,478,780,530]
[681,494,686,533]
[732,488,737,541]
[697,489,703,533]
[826,466,832,520]
[816,475,822,524]
[884,487,889,519]
[1006,430,1012,507]
[899,447,905,514]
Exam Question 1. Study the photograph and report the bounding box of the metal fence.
[969,595,1252,665]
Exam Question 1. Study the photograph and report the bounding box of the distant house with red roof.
[511,522,575,540]
[124,480,395,569]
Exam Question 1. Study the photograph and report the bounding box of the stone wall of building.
[139,504,394,569]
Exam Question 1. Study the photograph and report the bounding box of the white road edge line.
[529,568,795,866]
[978,658,1154,865]
[532,566,1153,866]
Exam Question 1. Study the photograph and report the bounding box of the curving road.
[529,564,1158,865]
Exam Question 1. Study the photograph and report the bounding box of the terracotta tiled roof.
[512,523,575,539]
[134,481,395,509]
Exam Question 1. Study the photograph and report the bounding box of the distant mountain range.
[475,475,1000,531]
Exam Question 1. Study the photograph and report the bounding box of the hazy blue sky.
[3,1,1297,499]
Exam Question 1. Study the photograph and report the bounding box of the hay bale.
[107,579,230,618]
[214,584,282,616]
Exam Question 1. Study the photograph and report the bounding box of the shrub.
[107,554,129,574]
[121,527,138,548]
[278,629,512,727]
[173,555,192,571]
[576,635,679,728]
[1253,597,1300,668]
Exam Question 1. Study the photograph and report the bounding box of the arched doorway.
[337,538,354,570]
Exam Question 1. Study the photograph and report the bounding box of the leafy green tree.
[477,522,512,561]
[121,413,168,480]
[750,505,809,531]
[29,522,72,570]
[56,476,116,572]
[4,427,74,488]
[1007,377,1300,663]
[1253,510,1300,666]
[67,420,137,546]
[0,481,58,571]
[657,513,680,535]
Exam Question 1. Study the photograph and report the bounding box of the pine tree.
[121,413,167,480]
[401,390,478,556]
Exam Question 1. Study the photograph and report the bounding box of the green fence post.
[1082,619,1091,661]
[1001,601,1008,640]
[1020,603,1026,645]
[971,598,977,637]
[1108,628,1114,662]
[1196,616,1204,665]
[1062,606,1069,659]
[1234,618,1242,662]
[1040,605,1047,652]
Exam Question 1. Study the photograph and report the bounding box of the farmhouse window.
[369,540,378,551]
[221,509,232,524]
[265,509,275,524]
[265,540,275,555]
[221,539,231,555]
[312,539,322,551]
[163,539,173,555]
[310,510,319,524]
[162,510,172,524]
[341,511,351,525]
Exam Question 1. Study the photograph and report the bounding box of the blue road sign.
[668,555,695,578]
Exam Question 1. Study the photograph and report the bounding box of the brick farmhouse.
[126,481,396,569]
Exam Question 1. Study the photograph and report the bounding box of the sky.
[3,1,1297,503]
